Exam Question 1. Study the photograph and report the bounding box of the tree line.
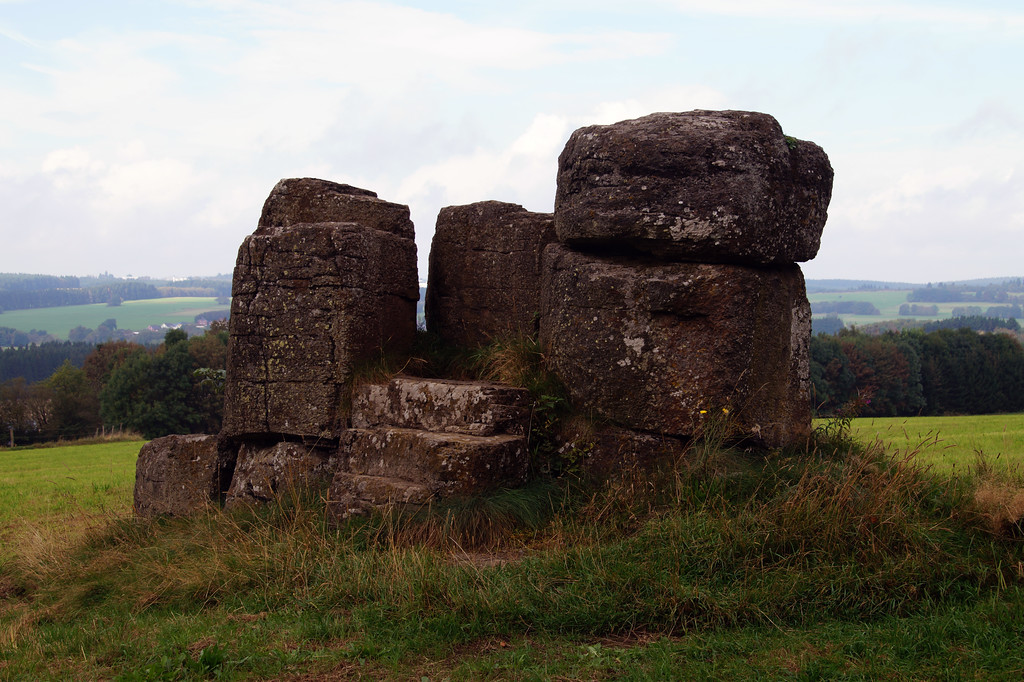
[811,327,1024,417]
[0,325,228,444]
[0,281,161,312]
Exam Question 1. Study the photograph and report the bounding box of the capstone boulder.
[555,110,833,265]
[426,201,556,346]
[258,177,415,240]
[539,243,812,447]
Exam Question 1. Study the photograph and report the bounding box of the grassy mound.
[3,421,1024,679]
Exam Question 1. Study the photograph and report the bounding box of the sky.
[1,0,1021,284]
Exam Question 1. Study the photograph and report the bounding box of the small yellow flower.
[699,410,707,415]
[722,408,729,415]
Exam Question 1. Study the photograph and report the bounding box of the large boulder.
[555,110,833,265]
[539,244,811,447]
[223,180,419,440]
[224,441,339,509]
[426,201,556,346]
[134,435,234,516]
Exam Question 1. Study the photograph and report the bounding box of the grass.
[2,420,1024,679]
[0,440,145,561]
[0,297,229,338]
[847,413,1024,476]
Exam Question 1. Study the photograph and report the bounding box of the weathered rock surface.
[329,472,432,516]
[134,435,234,516]
[223,180,418,440]
[555,110,833,265]
[539,243,812,447]
[329,376,531,517]
[426,201,556,346]
[224,441,339,509]
[258,177,415,240]
[352,376,531,436]
[556,422,689,481]
[342,428,527,496]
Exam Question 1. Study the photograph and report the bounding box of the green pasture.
[0,297,229,339]
[0,440,143,541]
[848,413,1024,476]
[807,288,973,326]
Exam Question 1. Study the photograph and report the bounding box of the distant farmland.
[809,289,962,327]
[0,297,229,339]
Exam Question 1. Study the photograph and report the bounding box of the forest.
[0,325,227,444]
[810,327,1024,418]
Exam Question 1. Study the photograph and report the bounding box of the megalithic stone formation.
[134,109,833,518]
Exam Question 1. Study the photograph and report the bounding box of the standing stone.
[539,244,811,447]
[223,179,418,440]
[426,201,556,346]
[134,435,234,516]
[555,110,833,265]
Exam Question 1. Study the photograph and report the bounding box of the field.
[0,297,229,339]
[2,424,1024,679]
[807,288,973,326]
[0,441,143,558]
[849,413,1024,476]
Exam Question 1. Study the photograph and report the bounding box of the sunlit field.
[847,413,1024,476]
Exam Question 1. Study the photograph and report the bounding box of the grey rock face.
[134,435,233,516]
[426,201,556,346]
[555,110,833,265]
[351,377,531,436]
[224,441,338,509]
[539,243,812,447]
[223,180,418,440]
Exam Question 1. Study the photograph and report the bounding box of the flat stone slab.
[351,376,531,436]
[341,427,529,497]
[555,110,833,265]
[134,434,233,517]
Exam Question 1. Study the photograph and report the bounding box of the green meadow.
[0,440,143,558]
[0,297,229,339]
[849,413,1024,476]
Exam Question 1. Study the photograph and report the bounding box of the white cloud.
[659,0,1024,32]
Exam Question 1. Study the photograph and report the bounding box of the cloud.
[806,129,1024,281]
[659,0,1024,32]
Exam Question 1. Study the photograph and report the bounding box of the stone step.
[341,427,528,498]
[351,376,531,436]
[224,441,339,510]
[328,472,432,517]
